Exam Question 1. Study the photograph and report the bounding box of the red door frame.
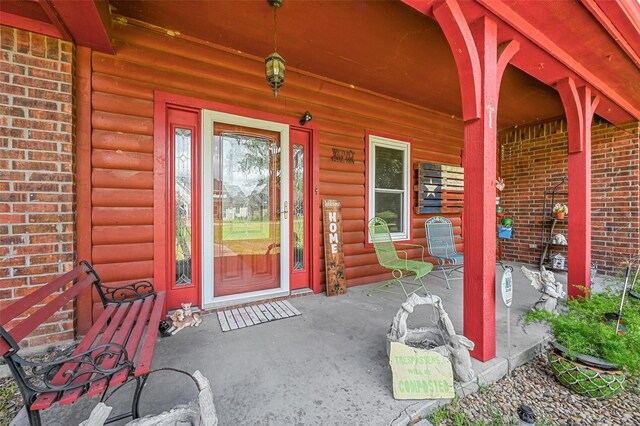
[153,91,322,310]
[289,128,313,290]
[167,108,202,310]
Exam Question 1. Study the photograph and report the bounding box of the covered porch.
[10,264,551,425]
[1,0,638,365]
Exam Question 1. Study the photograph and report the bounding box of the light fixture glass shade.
[265,52,286,97]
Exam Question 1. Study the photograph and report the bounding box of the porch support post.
[434,0,519,361]
[556,78,600,298]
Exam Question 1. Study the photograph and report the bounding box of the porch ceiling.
[108,0,564,130]
[4,1,638,129]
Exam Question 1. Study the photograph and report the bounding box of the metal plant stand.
[539,178,568,271]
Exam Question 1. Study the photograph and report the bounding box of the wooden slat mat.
[217,301,301,332]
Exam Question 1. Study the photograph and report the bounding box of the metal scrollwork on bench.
[96,280,156,305]
[80,260,156,306]
[8,343,132,394]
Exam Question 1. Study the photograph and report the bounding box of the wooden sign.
[331,148,355,164]
[415,162,464,214]
[322,199,347,296]
[389,342,455,400]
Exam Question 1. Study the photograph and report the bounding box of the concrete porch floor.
[13,262,560,426]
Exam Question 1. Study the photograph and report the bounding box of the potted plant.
[524,287,640,399]
[552,203,568,219]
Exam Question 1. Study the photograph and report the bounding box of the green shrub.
[524,286,640,377]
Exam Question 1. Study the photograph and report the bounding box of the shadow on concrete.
[12,262,558,426]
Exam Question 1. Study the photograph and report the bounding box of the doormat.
[217,300,301,332]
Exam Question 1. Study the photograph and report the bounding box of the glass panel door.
[212,123,282,297]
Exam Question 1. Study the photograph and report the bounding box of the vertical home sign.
[322,200,347,296]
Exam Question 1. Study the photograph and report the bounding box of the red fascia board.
[49,0,113,54]
[596,0,640,60]
[474,0,640,121]
[0,11,64,39]
[581,0,640,68]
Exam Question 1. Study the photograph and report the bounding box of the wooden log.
[92,92,154,118]
[92,169,153,189]
[92,188,153,207]
[92,110,153,136]
[92,72,154,100]
[319,183,364,197]
[319,170,365,185]
[92,149,154,171]
[92,130,153,154]
[92,243,154,264]
[92,225,153,245]
[92,207,153,226]
[92,260,154,284]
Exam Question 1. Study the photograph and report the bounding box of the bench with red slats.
[0,261,165,426]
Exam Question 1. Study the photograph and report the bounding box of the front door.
[202,111,290,305]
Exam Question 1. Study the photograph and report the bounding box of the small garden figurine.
[552,203,568,219]
[521,266,565,313]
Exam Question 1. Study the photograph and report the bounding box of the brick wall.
[498,119,640,276]
[0,26,76,348]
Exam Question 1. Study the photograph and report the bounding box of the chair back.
[368,217,399,267]
[425,216,456,257]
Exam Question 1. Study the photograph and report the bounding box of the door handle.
[280,201,288,219]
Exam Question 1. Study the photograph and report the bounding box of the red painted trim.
[165,110,201,310]
[49,0,113,53]
[154,91,323,295]
[154,104,202,312]
[496,40,520,93]
[310,125,321,294]
[153,97,169,308]
[475,0,640,121]
[433,12,512,362]
[580,0,640,69]
[37,0,72,41]
[556,79,599,298]
[433,0,482,121]
[0,12,63,39]
[289,127,312,290]
[75,46,92,336]
[364,130,414,249]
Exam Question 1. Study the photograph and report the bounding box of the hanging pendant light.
[265,0,285,97]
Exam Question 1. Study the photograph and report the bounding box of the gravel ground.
[432,355,640,426]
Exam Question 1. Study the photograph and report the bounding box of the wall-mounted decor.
[331,148,355,164]
[415,162,464,214]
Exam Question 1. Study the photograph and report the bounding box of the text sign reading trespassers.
[322,200,347,296]
[389,342,455,400]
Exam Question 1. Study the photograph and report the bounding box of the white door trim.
[201,109,290,308]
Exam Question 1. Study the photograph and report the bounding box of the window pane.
[375,191,404,233]
[375,146,404,190]
[175,128,192,285]
[293,144,305,271]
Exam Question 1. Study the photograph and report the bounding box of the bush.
[524,286,640,377]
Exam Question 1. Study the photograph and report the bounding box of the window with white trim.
[368,135,410,241]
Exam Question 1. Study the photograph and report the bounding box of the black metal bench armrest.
[8,343,132,394]
[94,280,157,306]
[79,261,156,306]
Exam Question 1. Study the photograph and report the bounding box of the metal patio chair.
[367,217,433,297]
[425,216,464,289]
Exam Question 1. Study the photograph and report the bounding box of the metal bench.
[0,261,165,426]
